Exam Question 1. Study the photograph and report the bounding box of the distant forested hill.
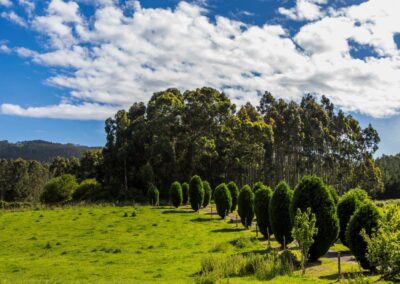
[0,140,99,162]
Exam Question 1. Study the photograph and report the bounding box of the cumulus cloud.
[0,0,12,7]
[1,11,27,27]
[1,0,400,120]
[278,0,327,21]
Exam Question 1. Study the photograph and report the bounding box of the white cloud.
[2,0,400,120]
[1,11,27,27]
[279,0,327,21]
[0,43,11,53]
[0,0,12,7]
[0,103,119,120]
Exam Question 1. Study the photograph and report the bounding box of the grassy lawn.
[0,205,386,283]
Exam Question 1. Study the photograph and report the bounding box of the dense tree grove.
[376,154,400,199]
[99,88,383,200]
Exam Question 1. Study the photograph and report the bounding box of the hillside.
[0,140,99,162]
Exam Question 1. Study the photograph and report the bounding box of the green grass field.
[0,205,386,283]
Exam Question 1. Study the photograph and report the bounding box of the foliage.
[253,181,267,193]
[362,204,400,281]
[227,181,239,212]
[190,175,204,211]
[213,183,232,219]
[147,184,159,206]
[376,154,400,199]
[291,176,339,260]
[40,174,78,203]
[254,186,273,238]
[337,188,369,246]
[346,201,380,269]
[182,182,189,205]
[328,186,339,204]
[0,158,49,202]
[292,207,318,275]
[270,181,294,247]
[169,181,183,208]
[72,179,102,201]
[238,185,255,228]
[202,181,212,208]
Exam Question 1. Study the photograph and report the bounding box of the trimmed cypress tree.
[337,188,369,246]
[269,181,293,247]
[254,186,273,238]
[189,175,204,211]
[238,185,255,228]
[253,181,267,193]
[227,181,239,212]
[291,176,339,260]
[182,182,189,205]
[147,183,159,206]
[202,181,212,208]
[328,185,339,205]
[346,201,380,269]
[214,183,232,219]
[169,181,183,208]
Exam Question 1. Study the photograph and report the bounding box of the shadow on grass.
[319,271,372,280]
[190,217,218,222]
[162,209,194,214]
[324,250,352,258]
[211,228,244,233]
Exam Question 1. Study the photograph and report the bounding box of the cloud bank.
[1,0,400,119]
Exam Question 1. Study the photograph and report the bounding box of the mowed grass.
[0,205,384,283]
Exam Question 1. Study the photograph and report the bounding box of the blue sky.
[1,0,400,156]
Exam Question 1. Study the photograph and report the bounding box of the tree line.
[101,87,383,200]
[0,87,386,203]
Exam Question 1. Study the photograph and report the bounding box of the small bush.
[291,176,339,260]
[346,201,380,269]
[169,181,183,208]
[254,186,273,239]
[41,174,78,203]
[182,182,190,205]
[72,178,102,201]
[337,188,369,246]
[269,181,294,247]
[238,185,255,228]
[214,183,232,219]
[190,175,204,211]
[202,181,212,208]
[147,184,159,206]
[253,181,267,193]
[227,181,239,212]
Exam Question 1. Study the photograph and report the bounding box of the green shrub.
[227,181,239,212]
[254,186,273,238]
[337,188,369,246]
[291,176,339,260]
[202,181,212,208]
[253,181,267,193]
[41,174,78,203]
[190,175,204,211]
[346,202,380,269]
[362,204,400,281]
[182,182,189,205]
[72,178,102,201]
[269,181,293,247]
[328,186,339,204]
[214,183,232,219]
[147,184,159,206]
[238,185,255,228]
[169,181,183,208]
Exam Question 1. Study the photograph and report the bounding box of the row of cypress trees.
[150,174,380,268]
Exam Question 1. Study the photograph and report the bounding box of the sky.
[0,0,400,156]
